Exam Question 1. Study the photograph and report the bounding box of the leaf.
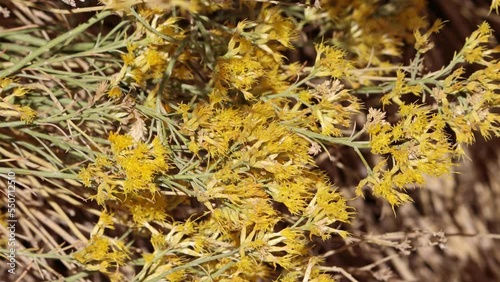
[129,110,146,142]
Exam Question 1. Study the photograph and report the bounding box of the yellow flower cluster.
[79,133,169,209]
[433,63,500,155]
[358,20,500,207]
[287,80,361,137]
[0,78,37,123]
[319,0,427,67]
[74,212,129,281]
[380,70,422,105]
[314,44,353,78]
[112,11,191,93]
[211,7,297,102]
[359,105,453,207]
[179,100,352,218]
[462,22,494,64]
[70,2,500,281]
[74,235,129,276]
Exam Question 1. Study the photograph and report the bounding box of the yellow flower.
[74,235,129,275]
[414,19,446,53]
[107,86,122,98]
[314,43,353,77]
[78,167,93,187]
[462,22,493,64]
[491,0,500,13]
[12,87,30,97]
[0,77,15,88]
[267,177,313,215]
[16,106,37,123]
[362,104,453,207]
[121,51,135,66]
[125,195,168,225]
[215,55,264,98]
[256,6,298,48]
[356,160,413,208]
[381,70,422,105]
[108,132,134,155]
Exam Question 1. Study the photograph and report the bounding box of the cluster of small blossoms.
[0,77,37,123]
[433,63,500,155]
[210,6,298,102]
[80,2,360,280]
[77,133,173,280]
[110,13,190,95]
[73,1,500,281]
[311,0,427,68]
[74,212,129,280]
[358,21,499,207]
[433,22,500,155]
[358,105,453,207]
[420,21,500,153]
[78,133,169,210]
[176,97,353,277]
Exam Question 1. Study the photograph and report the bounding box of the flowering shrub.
[0,0,499,281]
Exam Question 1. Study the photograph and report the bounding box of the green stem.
[423,53,464,80]
[352,83,393,95]
[143,250,239,282]
[0,167,78,179]
[289,127,371,149]
[209,260,237,279]
[354,147,372,174]
[409,52,422,81]
[0,249,73,259]
[170,172,214,180]
[1,33,48,47]
[0,10,112,78]
[129,8,180,44]
[348,126,366,142]
[266,70,318,99]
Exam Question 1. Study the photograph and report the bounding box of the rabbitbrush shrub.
[0,0,499,281]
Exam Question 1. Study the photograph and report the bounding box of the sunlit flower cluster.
[72,1,500,281]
